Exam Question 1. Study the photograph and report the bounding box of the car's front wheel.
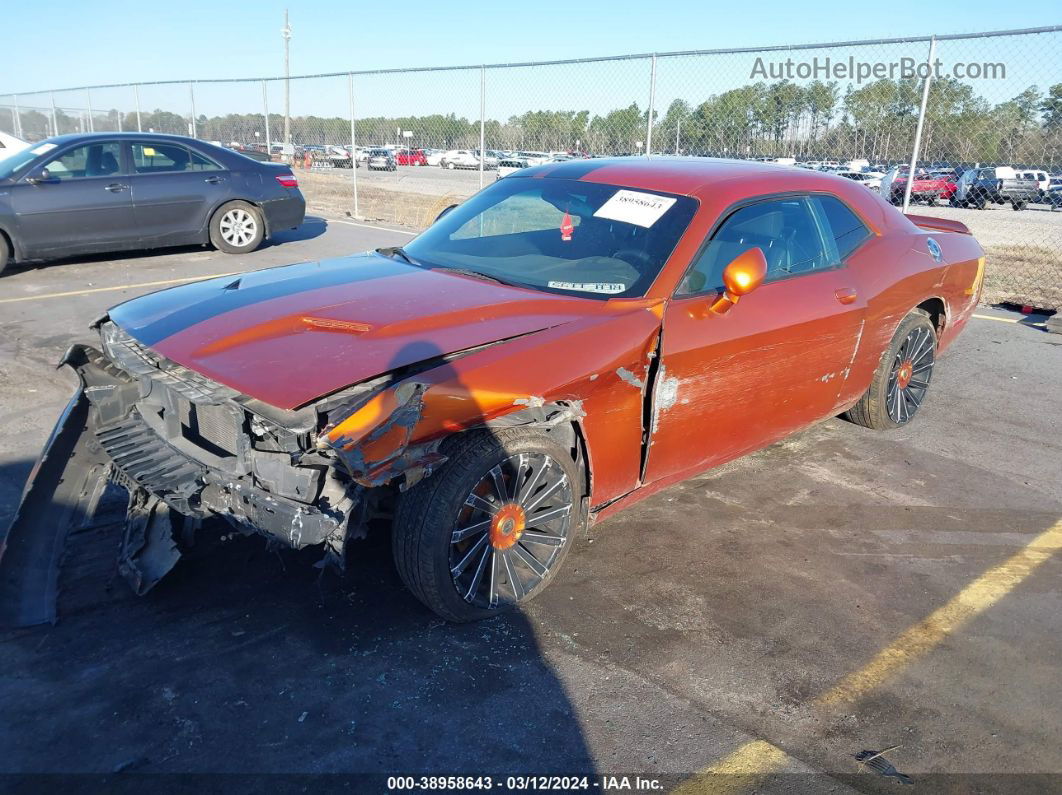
[393,428,582,622]
[845,309,937,430]
[210,201,265,254]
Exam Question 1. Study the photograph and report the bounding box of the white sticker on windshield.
[30,143,57,155]
[593,189,676,228]
[548,281,626,294]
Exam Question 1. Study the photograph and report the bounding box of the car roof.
[515,156,905,239]
[518,156,868,199]
[39,132,208,145]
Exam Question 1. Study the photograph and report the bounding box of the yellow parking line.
[972,313,1046,327]
[672,740,792,794]
[816,518,1062,708]
[0,272,241,305]
[675,518,1062,791]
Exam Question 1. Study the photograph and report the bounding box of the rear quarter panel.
[839,225,983,407]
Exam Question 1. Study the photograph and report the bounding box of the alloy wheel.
[219,208,257,248]
[886,325,935,424]
[449,452,572,609]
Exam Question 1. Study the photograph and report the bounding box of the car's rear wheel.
[210,201,265,254]
[393,428,581,622]
[0,234,9,276]
[845,309,937,430]
[447,161,456,170]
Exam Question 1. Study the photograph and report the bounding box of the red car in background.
[888,168,956,205]
[395,148,428,166]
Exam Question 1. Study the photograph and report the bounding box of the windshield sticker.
[30,143,57,155]
[548,281,626,294]
[560,211,574,241]
[593,189,676,228]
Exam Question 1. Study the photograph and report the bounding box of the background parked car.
[424,148,445,167]
[495,158,528,179]
[366,148,397,171]
[439,150,481,169]
[836,170,884,190]
[886,167,951,205]
[952,166,1040,210]
[395,148,428,166]
[0,132,305,274]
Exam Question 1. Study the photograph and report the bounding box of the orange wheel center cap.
[490,503,526,550]
[897,361,914,389]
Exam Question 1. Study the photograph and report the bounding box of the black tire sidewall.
[869,312,937,430]
[209,201,265,254]
[395,429,583,622]
[0,235,8,275]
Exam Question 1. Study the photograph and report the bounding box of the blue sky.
[4,0,1059,93]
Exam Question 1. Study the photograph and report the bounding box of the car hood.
[108,252,601,410]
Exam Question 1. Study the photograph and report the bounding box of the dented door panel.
[644,268,867,485]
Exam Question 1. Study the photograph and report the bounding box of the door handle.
[204,176,224,184]
[834,287,858,305]
[104,183,127,192]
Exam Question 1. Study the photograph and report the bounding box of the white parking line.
[328,217,417,236]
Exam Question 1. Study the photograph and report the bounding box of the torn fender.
[318,303,663,501]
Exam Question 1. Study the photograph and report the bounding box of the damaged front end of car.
[0,319,514,627]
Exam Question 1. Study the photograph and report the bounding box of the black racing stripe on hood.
[110,253,411,347]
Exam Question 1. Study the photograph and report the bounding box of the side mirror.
[710,247,767,315]
[26,168,55,185]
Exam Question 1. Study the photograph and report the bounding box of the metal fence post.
[189,83,198,138]
[479,66,486,188]
[645,54,657,156]
[262,81,272,157]
[86,89,94,132]
[903,36,936,213]
[50,93,58,137]
[349,73,360,219]
[13,95,21,140]
[134,84,142,132]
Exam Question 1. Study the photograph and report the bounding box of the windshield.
[0,146,44,180]
[402,176,698,299]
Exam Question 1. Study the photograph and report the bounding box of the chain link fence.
[2,26,1061,308]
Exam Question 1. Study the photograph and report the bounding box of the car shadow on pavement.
[0,337,599,778]
[0,526,598,776]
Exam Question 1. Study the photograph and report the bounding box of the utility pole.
[282,10,292,149]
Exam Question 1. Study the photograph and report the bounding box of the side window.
[677,197,829,295]
[812,195,871,261]
[132,142,221,174]
[41,142,122,180]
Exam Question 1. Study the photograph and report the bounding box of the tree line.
[7,78,1062,167]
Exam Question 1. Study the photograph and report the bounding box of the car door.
[10,140,136,259]
[643,194,869,485]
[127,140,232,247]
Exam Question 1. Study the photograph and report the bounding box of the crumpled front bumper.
[0,344,351,627]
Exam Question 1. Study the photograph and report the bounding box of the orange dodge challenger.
[1,158,985,624]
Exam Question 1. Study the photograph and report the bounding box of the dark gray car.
[0,132,305,274]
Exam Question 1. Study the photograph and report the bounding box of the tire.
[393,427,583,622]
[447,161,456,170]
[1012,201,1025,211]
[0,234,9,276]
[209,201,265,254]
[844,309,937,430]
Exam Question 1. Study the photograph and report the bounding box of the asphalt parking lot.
[1,217,1061,791]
